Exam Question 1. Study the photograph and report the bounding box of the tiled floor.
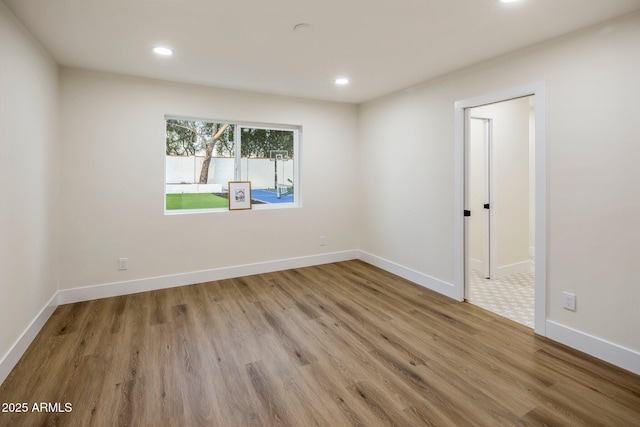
[467,269,534,328]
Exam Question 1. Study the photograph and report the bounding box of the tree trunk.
[199,124,228,184]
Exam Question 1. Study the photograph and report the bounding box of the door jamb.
[454,82,547,336]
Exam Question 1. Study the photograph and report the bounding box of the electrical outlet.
[319,235,326,246]
[562,292,576,311]
[118,257,128,271]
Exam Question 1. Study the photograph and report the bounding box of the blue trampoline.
[251,189,294,204]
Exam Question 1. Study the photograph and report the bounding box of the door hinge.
[464,210,471,217]
[484,203,490,209]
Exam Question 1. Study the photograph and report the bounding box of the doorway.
[453,82,547,336]
[466,97,534,327]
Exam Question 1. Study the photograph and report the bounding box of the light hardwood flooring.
[1,260,639,426]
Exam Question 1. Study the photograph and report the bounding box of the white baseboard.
[357,251,456,299]
[357,252,639,376]
[58,250,358,305]
[4,251,638,387]
[1,250,357,386]
[0,292,59,385]
[495,260,531,279]
[546,320,640,376]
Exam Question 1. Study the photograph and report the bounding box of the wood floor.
[1,261,639,426]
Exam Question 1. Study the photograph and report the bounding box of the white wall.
[359,12,640,354]
[0,2,59,369]
[59,69,358,291]
[2,2,639,381]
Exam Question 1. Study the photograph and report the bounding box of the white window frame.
[164,116,301,214]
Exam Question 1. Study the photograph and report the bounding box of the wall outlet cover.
[563,292,576,311]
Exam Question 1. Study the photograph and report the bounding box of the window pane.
[239,127,295,205]
[165,118,299,213]
[165,119,234,210]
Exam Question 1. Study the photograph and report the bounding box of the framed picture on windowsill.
[228,181,252,210]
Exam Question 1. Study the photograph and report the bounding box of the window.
[165,117,299,213]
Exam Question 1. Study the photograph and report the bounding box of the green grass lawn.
[166,193,228,210]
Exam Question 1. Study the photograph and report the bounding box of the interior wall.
[58,68,358,291]
[2,0,639,379]
[358,88,455,282]
[472,98,531,277]
[0,3,59,363]
[359,12,640,352]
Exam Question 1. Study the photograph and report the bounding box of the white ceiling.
[4,0,640,103]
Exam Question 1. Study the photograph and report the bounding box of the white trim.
[494,260,532,279]
[454,81,547,335]
[164,118,302,215]
[533,84,547,336]
[546,321,640,376]
[357,251,456,299]
[0,292,59,385]
[3,251,638,385]
[58,250,357,305]
[358,251,639,375]
[3,251,356,385]
[454,101,466,301]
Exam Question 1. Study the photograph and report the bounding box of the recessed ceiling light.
[152,46,174,56]
[335,77,349,85]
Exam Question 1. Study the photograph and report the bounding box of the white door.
[468,117,492,279]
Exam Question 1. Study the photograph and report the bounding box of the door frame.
[454,82,547,336]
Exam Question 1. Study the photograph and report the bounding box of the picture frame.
[228,181,252,210]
